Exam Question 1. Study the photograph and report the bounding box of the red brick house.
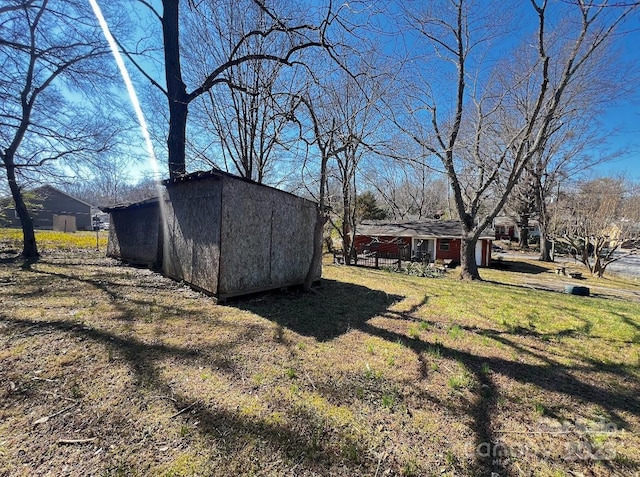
[354,220,494,267]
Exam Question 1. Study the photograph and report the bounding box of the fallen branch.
[304,371,316,390]
[33,402,78,426]
[169,402,196,419]
[57,438,96,445]
[32,376,58,383]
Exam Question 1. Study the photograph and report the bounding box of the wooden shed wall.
[163,178,223,294]
[218,177,318,297]
[106,204,162,267]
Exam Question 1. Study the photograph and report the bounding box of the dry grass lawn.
[0,231,639,476]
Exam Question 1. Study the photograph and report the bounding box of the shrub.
[382,262,445,278]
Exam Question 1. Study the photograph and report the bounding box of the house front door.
[413,238,434,263]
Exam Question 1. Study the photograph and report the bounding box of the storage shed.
[103,196,163,268]
[104,170,320,300]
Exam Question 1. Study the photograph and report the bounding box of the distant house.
[493,216,540,242]
[104,170,320,301]
[354,220,494,267]
[0,185,94,231]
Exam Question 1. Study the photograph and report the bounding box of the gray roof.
[31,185,95,208]
[357,220,494,239]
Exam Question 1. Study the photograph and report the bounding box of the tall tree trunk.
[304,147,328,291]
[341,174,355,265]
[167,100,188,178]
[162,0,188,179]
[342,228,352,265]
[304,207,324,291]
[537,194,553,261]
[341,186,351,265]
[518,226,530,249]
[5,161,38,258]
[459,236,480,280]
[539,234,553,262]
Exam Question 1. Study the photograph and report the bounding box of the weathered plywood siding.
[163,177,223,294]
[106,203,162,267]
[270,197,319,285]
[217,177,318,297]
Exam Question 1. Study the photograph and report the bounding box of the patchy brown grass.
[0,245,639,476]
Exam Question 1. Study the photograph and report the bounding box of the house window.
[439,239,450,251]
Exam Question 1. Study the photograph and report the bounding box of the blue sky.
[591,15,640,180]
[115,0,640,183]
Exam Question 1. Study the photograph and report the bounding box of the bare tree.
[528,124,619,262]
[317,72,385,264]
[184,0,299,183]
[500,32,633,260]
[557,177,640,277]
[60,157,153,206]
[394,0,638,280]
[0,0,119,257]
[364,159,450,221]
[119,0,340,179]
[284,51,374,285]
[287,90,335,290]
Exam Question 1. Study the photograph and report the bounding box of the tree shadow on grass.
[493,259,550,275]
[234,282,506,474]
[1,260,384,474]
[234,278,640,476]
[615,311,640,333]
[0,315,374,474]
[233,279,403,341]
[4,258,639,476]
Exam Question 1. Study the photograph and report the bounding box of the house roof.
[32,185,95,208]
[356,220,494,240]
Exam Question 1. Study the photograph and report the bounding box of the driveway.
[604,251,640,278]
[493,249,640,278]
